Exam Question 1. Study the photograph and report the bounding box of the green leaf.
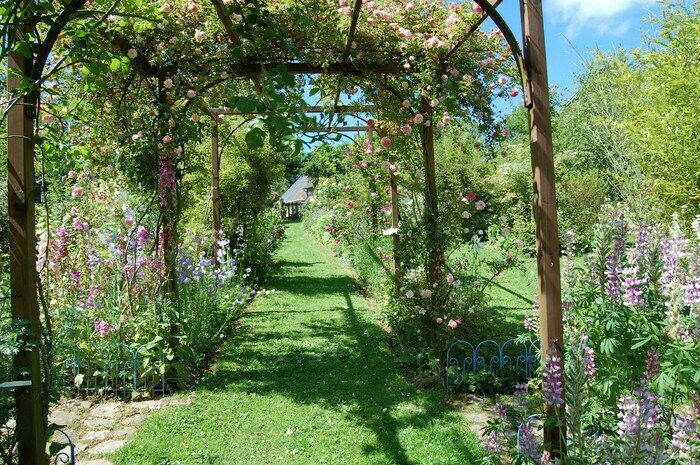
[235,97,257,114]
[245,128,266,149]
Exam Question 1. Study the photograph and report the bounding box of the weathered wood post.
[7,29,48,465]
[419,96,443,284]
[389,172,402,293]
[211,115,222,258]
[521,0,565,455]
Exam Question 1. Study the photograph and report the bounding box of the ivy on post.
[7,22,48,465]
[521,0,566,456]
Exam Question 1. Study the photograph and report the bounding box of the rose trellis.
[3,0,565,462]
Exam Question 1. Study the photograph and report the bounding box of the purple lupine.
[93,320,115,338]
[622,265,647,307]
[670,409,699,461]
[483,431,508,454]
[524,295,539,333]
[136,225,151,249]
[517,421,540,460]
[605,211,627,300]
[644,348,661,383]
[617,387,666,464]
[158,153,177,210]
[543,353,564,407]
[583,344,597,380]
[514,382,529,411]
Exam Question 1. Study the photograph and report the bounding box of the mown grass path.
[114,222,483,465]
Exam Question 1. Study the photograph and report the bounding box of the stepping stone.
[122,414,145,425]
[82,430,109,442]
[84,418,115,429]
[132,399,162,410]
[88,439,127,455]
[111,427,136,439]
[90,402,120,419]
[50,409,78,426]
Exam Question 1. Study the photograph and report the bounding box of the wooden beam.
[305,126,370,133]
[521,0,565,456]
[209,0,243,47]
[211,117,222,255]
[209,105,374,115]
[8,23,48,465]
[444,0,503,61]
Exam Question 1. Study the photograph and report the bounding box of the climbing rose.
[194,29,205,42]
[401,124,412,134]
[186,2,199,13]
[161,3,172,13]
[510,88,520,97]
[420,289,432,298]
[413,113,424,124]
[163,78,173,89]
[467,192,477,201]
[498,75,508,85]
[380,137,392,147]
[127,48,138,59]
[71,185,84,198]
[187,89,197,98]
[367,118,375,126]
[472,2,484,13]
[162,134,173,144]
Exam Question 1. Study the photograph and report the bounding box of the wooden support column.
[389,171,401,294]
[419,97,443,284]
[211,116,222,250]
[8,38,48,465]
[521,0,565,456]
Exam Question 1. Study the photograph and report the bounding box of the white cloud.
[546,0,655,37]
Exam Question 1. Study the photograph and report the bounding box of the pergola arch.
[4,1,564,462]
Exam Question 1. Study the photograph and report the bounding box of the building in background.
[280,176,315,219]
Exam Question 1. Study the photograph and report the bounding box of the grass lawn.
[112,221,484,465]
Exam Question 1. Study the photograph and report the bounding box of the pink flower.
[367,118,375,127]
[389,164,397,172]
[161,3,172,13]
[186,2,199,13]
[413,113,424,124]
[401,124,412,134]
[467,192,477,202]
[436,317,443,324]
[194,29,205,42]
[338,6,352,16]
[498,75,508,85]
[70,206,79,216]
[380,137,392,148]
[163,78,173,89]
[472,2,484,13]
[510,88,520,97]
[67,170,78,179]
[420,289,432,298]
[162,134,173,144]
[187,89,197,98]
[42,113,55,122]
[71,185,84,198]
[448,319,459,329]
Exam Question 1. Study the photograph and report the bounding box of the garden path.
[110,221,483,465]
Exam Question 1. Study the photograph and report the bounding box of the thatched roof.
[281,176,314,204]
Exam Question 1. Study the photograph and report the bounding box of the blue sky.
[488,0,660,94]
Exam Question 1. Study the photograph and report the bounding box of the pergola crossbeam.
[209,105,374,115]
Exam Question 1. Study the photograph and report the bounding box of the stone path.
[49,395,192,464]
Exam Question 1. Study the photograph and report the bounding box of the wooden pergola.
[6,1,564,462]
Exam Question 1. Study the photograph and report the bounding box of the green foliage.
[627,0,700,218]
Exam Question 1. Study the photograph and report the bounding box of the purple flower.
[605,210,627,300]
[93,320,115,338]
[136,225,151,248]
[517,421,540,460]
[158,153,177,210]
[670,409,699,460]
[644,348,660,383]
[543,353,564,407]
[617,387,666,464]
[584,344,596,380]
[483,431,507,454]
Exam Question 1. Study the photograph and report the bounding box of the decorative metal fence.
[66,343,167,397]
[445,338,540,391]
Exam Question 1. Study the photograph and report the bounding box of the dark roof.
[281,176,314,204]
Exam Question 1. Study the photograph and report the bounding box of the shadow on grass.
[201,273,481,465]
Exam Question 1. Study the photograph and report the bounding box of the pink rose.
[71,185,84,198]
[162,135,172,144]
[380,137,392,148]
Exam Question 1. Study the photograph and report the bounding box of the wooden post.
[211,116,222,256]
[8,36,48,465]
[389,172,402,294]
[419,96,443,284]
[521,0,565,455]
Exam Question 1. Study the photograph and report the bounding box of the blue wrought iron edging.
[53,428,76,465]
[445,338,540,392]
[67,343,167,397]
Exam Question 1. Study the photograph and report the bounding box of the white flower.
[475,200,486,210]
[382,228,398,236]
[462,211,471,219]
[127,48,138,59]
[405,290,414,298]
